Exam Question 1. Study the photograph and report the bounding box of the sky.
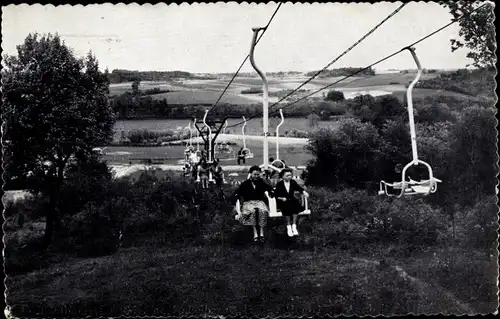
[2,2,474,73]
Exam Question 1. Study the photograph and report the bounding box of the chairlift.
[216,120,233,155]
[241,116,254,159]
[378,47,442,197]
[202,110,215,183]
[270,109,286,170]
[235,27,311,220]
[235,192,310,219]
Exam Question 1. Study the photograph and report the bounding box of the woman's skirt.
[237,200,270,226]
[278,198,304,217]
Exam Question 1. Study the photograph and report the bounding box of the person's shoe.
[292,224,299,236]
[287,225,293,237]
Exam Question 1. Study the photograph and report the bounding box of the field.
[109,72,448,105]
[148,89,264,105]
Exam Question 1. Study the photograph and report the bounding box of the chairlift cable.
[268,3,407,108]
[226,1,490,129]
[207,3,282,114]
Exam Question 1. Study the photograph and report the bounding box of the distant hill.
[108,69,211,83]
[306,67,376,78]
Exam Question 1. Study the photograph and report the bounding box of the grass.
[6,237,496,317]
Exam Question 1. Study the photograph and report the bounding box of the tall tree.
[441,1,496,68]
[2,33,115,250]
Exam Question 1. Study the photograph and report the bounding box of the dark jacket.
[274,179,305,200]
[237,178,274,203]
[274,179,305,213]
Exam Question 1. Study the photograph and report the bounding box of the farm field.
[108,72,445,105]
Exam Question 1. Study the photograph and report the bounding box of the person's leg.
[285,215,293,237]
[292,214,299,236]
[252,226,259,240]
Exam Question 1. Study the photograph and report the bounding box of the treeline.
[415,67,496,98]
[305,96,498,210]
[305,67,376,78]
[111,86,492,121]
[108,69,210,83]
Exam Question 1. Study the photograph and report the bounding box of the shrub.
[241,87,263,94]
[61,200,125,257]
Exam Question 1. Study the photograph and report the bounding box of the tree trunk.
[41,193,56,251]
[41,165,65,252]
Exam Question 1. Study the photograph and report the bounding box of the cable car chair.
[378,47,442,197]
[202,110,215,183]
[235,27,310,220]
[215,120,233,156]
[241,116,254,159]
[271,109,286,170]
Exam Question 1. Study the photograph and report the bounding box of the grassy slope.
[7,242,487,317]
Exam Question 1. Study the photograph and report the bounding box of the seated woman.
[274,168,309,237]
[235,165,274,243]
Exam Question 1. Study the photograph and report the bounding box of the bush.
[61,200,125,257]
[307,188,447,248]
[241,87,263,94]
[453,196,498,251]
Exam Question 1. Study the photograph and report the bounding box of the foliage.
[414,102,456,124]
[325,90,345,102]
[305,67,376,78]
[241,87,263,94]
[2,33,115,249]
[415,68,496,98]
[126,128,190,145]
[349,94,406,129]
[444,106,498,206]
[305,119,382,189]
[108,69,197,83]
[452,195,499,251]
[440,1,496,68]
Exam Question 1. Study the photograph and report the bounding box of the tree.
[132,79,141,95]
[325,90,345,102]
[446,106,498,206]
[440,1,496,68]
[305,118,382,189]
[2,33,115,250]
[307,113,321,128]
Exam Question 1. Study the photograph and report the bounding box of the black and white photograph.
[2,1,498,317]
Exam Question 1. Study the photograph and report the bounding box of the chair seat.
[269,209,311,218]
